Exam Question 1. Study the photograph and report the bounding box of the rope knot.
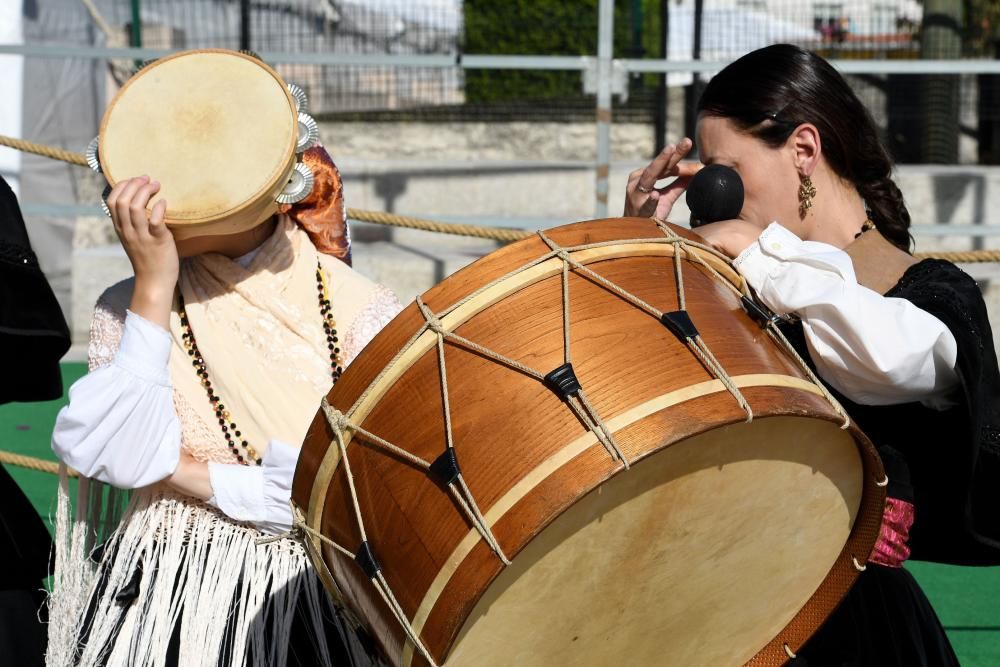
[416,296,446,334]
[321,399,353,435]
[536,230,567,257]
[426,315,445,334]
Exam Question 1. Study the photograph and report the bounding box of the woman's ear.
[789,123,822,177]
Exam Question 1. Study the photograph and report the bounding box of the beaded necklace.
[179,260,344,466]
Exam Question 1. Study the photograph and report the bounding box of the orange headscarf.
[279,145,352,265]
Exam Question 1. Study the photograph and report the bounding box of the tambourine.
[87,49,319,239]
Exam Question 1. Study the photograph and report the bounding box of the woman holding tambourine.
[625,44,1000,666]
[48,50,395,666]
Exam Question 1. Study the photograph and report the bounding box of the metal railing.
[7,37,1000,222]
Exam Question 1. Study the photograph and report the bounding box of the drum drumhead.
[99,49,297,235]
[446,416,861,666]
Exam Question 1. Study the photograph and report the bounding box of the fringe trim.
[46,484,358,667]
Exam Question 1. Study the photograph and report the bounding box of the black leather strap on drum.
[428,448,462,486]
[544,363,582,399]
[660,310,698,342]
[355,541,381,578]
[741,296,780,328]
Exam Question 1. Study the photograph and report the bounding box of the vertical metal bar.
[594,0,614,219]
[240,0,251,52]
[654,0,669,155]
[683,0,704,152]
[129,0,142,69]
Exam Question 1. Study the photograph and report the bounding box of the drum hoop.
[98,48,298,225]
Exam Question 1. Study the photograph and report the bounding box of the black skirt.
[77,534,378,666]
[795,563,959,667]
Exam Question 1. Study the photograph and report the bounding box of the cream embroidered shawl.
[170,215,385,462]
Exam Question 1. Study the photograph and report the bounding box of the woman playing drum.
[625,43,1000,665]
[48,50,395,666]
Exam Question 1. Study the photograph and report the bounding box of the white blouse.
[52,311,298,534]
[734,222,960,407]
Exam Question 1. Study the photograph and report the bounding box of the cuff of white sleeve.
[732,241,772,292]
[115,310,173,386]
[732,223,805,292]
[207,462,264,525]
[206,440,297,534]
[259,440,297,535]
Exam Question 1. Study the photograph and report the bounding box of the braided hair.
[697,44,911,251]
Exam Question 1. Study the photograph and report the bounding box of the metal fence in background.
[29,0,996,167]
[8,0,1000,332]
[96,0,464,115]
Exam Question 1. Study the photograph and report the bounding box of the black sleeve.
[0,176,71,404]
[889,260,1000,561]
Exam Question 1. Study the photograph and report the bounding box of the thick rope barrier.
[0,450,77,477]
[4,133,1000,259]
[914,249,1000,262]
[345,208,531,242]
[1,134,89,167]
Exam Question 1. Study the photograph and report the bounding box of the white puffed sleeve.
[52,310,182,487]
[734,223,959,407]
[207,439,297,534]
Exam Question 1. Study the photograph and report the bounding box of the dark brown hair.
[697,44,911,251]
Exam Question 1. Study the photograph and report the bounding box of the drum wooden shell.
[293,218,885,667]
[98,49,298,239]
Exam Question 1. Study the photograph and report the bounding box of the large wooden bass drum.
[293,218,886,667]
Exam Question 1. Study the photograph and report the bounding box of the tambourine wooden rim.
[98,48,299,237]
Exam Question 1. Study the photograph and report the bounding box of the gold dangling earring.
[798,174,817,220]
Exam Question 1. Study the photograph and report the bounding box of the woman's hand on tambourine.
[107,175,177,329]
[691,219,763,259]
[624,138,700,221]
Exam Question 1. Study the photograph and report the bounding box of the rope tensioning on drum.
[418,282,628,469]
[645,221,853,431]
[537,229,754,423]
[736,291,852,431]
[317,397,509,567]
[316,401,441,667]
[417,268,628,469]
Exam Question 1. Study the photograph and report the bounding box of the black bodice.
[778,259,1000,565]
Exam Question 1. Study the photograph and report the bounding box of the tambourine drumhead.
[99,49,298,238]
[294,218,885,667]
